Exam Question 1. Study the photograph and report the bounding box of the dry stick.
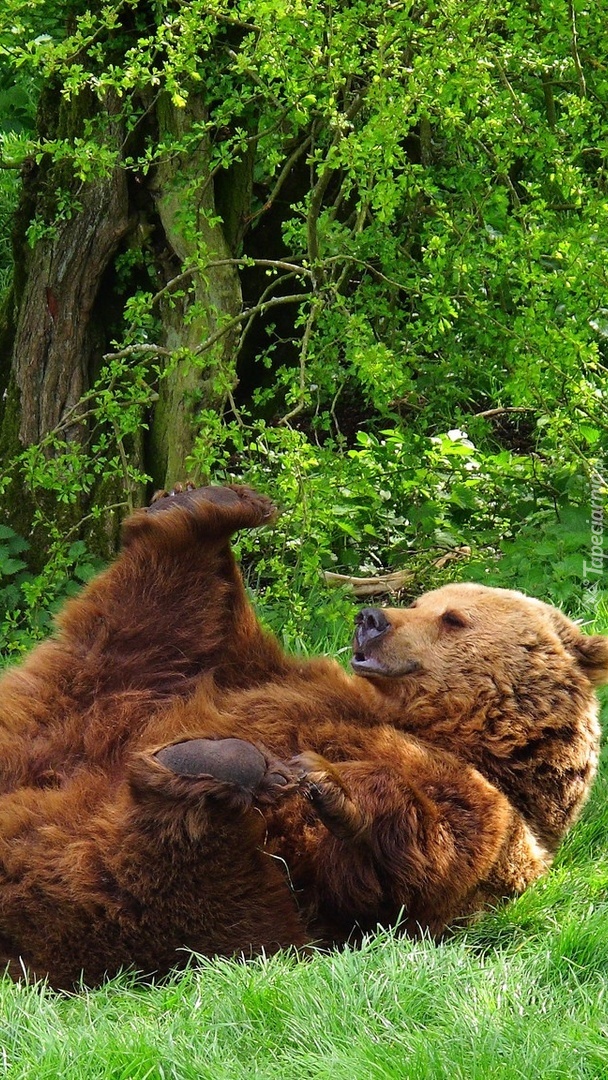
[323,569,415,597]
[324,548,472,598]
[103,343,173,362]
[475,407,536,419]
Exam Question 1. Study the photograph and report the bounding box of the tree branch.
[103,344,173,362]
[307,92,367,286]
[568,0,586,97]
[279,302,319,425]
[193,293,307,357]
[245,134,313,226]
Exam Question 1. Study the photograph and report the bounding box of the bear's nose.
[355,607,390,646]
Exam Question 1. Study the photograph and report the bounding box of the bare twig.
[193,293,307,357]
[237,271,301,352]
[541,72,557,129]
[246,135,313,225]
[103,343,173,362]
[62,502,129,541]
[205,258,312,277]
[494,60,525,125]
[279,302,320,425]
[111,421,135,513]
[568,0,587,97]
[324,254,413,293]
[475,406,536,419]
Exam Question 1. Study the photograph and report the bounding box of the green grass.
[1,628,608,1078]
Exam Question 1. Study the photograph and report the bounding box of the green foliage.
[0,0,607,640]
[0,19,38,295]
[467,504,608,616]
[191,418,596,644]
[0,524,102,658]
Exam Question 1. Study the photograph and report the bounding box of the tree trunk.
[13,166,129,448]
[0,93,133,554]
[147,97,243,489]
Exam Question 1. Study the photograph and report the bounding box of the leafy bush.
[466,505,608,619]
[0,525,102,658]
[0,0,606,652]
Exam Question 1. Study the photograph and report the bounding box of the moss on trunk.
[146,96,244,489]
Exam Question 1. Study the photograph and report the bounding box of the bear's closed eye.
[441,610,468,629]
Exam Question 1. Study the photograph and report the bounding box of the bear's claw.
[292,752,370,842]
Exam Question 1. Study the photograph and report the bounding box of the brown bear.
[0,484,606,989]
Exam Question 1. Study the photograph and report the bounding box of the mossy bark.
[0,90,132,561]
[146,97,244,489]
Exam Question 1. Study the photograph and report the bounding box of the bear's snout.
[355,608,390,648]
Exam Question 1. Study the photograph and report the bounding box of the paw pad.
[155,738,267,791]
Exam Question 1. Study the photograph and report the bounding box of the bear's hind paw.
[139,738,298,809]
[124,484,278,548]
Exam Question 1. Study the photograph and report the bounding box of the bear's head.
[351,582,608,847]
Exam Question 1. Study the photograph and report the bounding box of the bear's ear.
[573,633,608,686]
[549,610,608,686]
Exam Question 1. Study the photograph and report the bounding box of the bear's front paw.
[153,737,298,807]
[292,752,371,842]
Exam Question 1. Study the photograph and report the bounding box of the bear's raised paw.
[123,484,278,547]
[147,484,277,524]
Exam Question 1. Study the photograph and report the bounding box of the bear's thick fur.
[0,485,606,988]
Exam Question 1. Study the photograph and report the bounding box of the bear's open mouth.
[351,652,422,677]
[351,652,388,675]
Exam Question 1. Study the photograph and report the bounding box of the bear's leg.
[56,485,287,693]
[0,744,307,988]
